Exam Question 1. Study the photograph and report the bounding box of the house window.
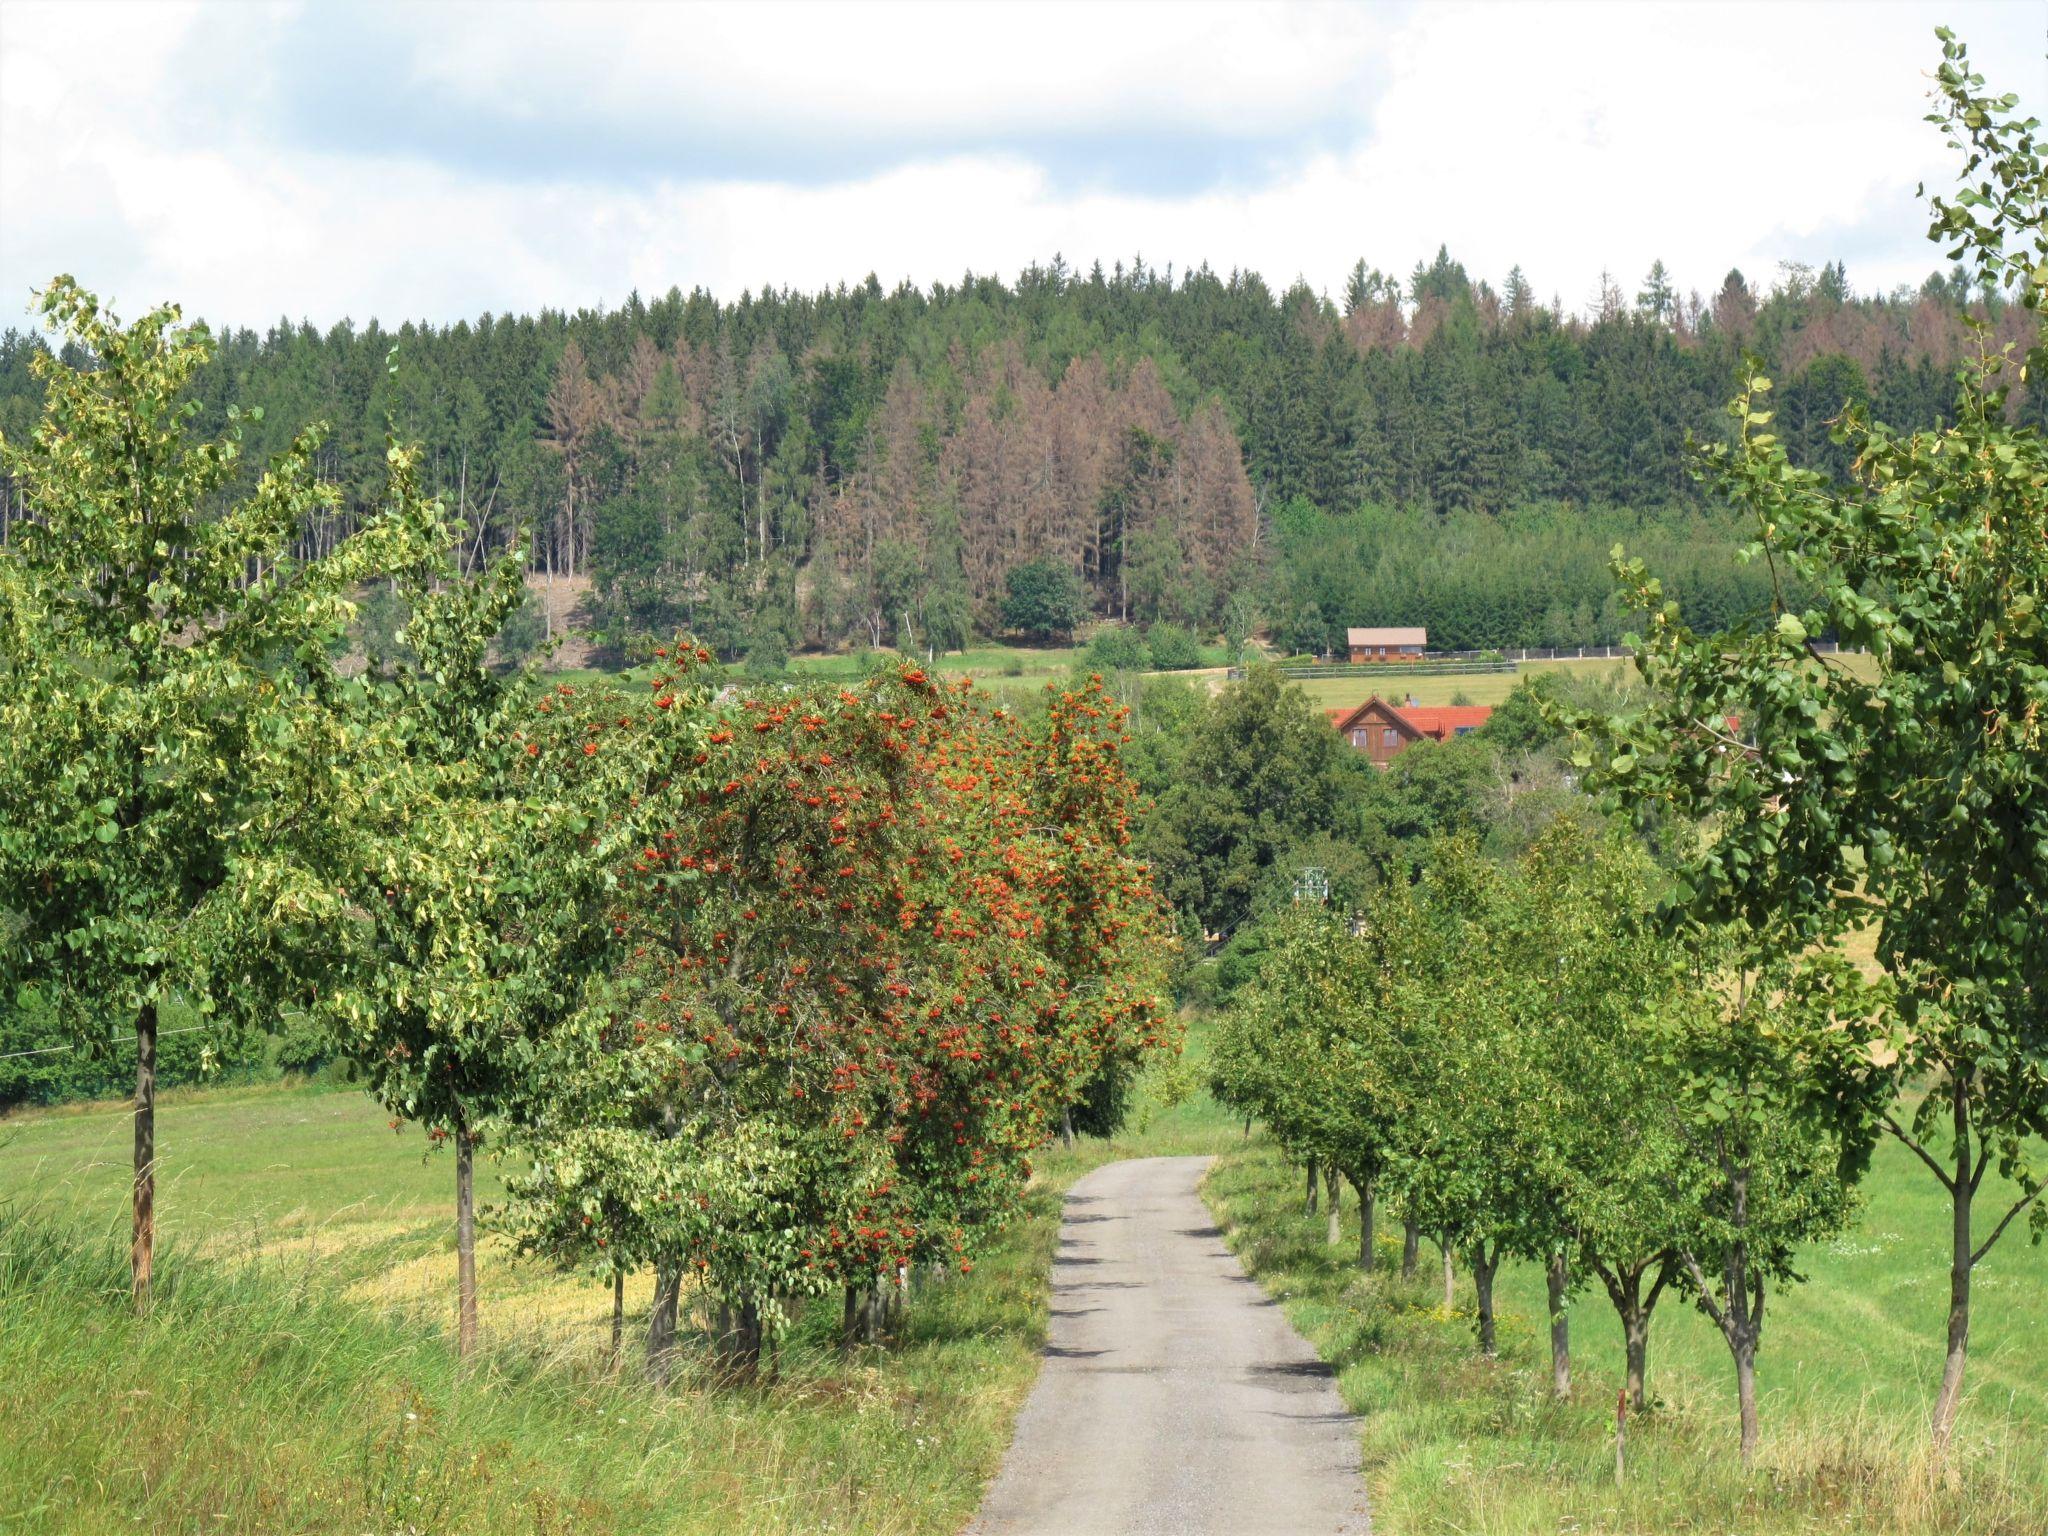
[1351,729,1367,746]
[1382,727,1401,749]
[1453,725,1475,736]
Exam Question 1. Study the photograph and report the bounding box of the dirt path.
[969,1155,1370,1536]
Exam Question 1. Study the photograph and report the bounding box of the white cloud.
[0,0,2040,328]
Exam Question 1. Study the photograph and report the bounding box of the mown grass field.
[0,1043,1235,1535]
[1285,655,1629,710]
[1204,1134,2048,1536]
[551,640,1239,703]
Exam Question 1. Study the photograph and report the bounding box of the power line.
[0,1024,214,1063]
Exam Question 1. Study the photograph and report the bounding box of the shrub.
[1086,626,1150,673]
[1146,622,1204,671]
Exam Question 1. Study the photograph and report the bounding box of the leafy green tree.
[1574,34,2047,1450]
[1145,620,1204,671]
[0,280,432,1308]
[1212,903,1407,1266]
[1084,624,1149,675]
[324,514,638,1353]
[1000,559,1087,642]
[1142,665,1369,939]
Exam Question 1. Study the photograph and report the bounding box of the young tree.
[324,509,639,1354]
[1574,33,2046,1450]
[0,280,432,1308]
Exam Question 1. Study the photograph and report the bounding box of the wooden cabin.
[1346,626,1427,663]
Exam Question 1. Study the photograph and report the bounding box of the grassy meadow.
[1204,1134,2048,1536]
[0,1044,1235,1535]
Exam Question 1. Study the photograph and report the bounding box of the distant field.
[1287,655,1636,710]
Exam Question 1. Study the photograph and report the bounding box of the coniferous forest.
[1,251,2035,662]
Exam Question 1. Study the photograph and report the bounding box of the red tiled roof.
[1398,705,1494,740]
[1327,697,1493,741]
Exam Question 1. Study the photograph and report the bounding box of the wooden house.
[1345,626,1427,663]
[1326,697,1492,767]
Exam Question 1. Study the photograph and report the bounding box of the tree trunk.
[1593,1254,1670,1412]
[647,1264,681,1384]
[130,998,157,1314]
[1402,1216,1419,1278]
[1470,1245,1498,1356]
[1061,1105,1076,1152]
[1324,1165,1342,1246]
[610,1268,625,1366]
[731,1300,763,1377]
[1441,1240,1455,1311]
[1303,1158,1320,1216]
[866,1278,886,1343]
[455,1128,478,1356]
[1735,1333,1759,1466]
[1547,1250,1571,1398]
[1932,1077,1974,1449]
[842,1285,861,1351]
[1357,1178,1376,1272]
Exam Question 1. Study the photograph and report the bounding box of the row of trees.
[1212,38,2045,1462]
[0,277,1171,1371]
[1214,826,1870,1462]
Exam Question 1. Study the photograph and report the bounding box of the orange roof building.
[1327,696,1492,766]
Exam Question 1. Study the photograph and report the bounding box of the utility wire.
[0,1024,214,1063]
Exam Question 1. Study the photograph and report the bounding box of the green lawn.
[1203,1134,2048,1535]
[0,1040,1234,1535]
[1288,656,1633,710]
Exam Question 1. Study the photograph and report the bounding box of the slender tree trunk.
[610,1269,625,1366]
[1402,1216,1420,1278]
[842,1286,861,1351]
[1547,1250,1571,1398]
[1357,1177,1376,1272]
[1441,1240,1455,1310]
[1303,1158,1320,1216]
[1932,1077,1974,1449]
[732,1300,764,1377]
[1625,1306,1652,1409]
[455,1127,478,1356]
[1594,1255,1670,1412]
[1324,1166,1342,1246]
[1470,1245,1498,1356]
[1061,1105,1076,1151]
[1735,1334,1759,1465]
[130,998,157,1314]
[647,1264,681,1384]
[865,1279,885,1343]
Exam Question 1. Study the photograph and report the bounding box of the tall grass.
[1204,1136,2048,1535]
[0,1031,1235,1534]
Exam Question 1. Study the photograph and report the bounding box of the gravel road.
[968,1155,1371,1536]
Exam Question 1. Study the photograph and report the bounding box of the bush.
[1086,626,1149,673]
[1001,561,1087,642]
[1146,622,1204,671]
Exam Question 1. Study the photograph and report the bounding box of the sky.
[1,0,2043,331]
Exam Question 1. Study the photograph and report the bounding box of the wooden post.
[131,999,157,1315]
[455,1127,477,1356]
[1615,1388,1627,1487]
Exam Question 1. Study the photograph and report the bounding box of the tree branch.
[1677,1248,1728,1335]
[1971,1183,2045,1269]
[1882,1112,1956,1193]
